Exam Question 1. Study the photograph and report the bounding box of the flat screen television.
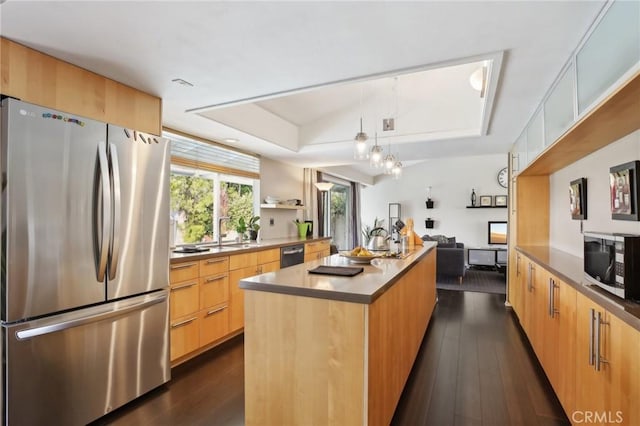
[488,221,508,245]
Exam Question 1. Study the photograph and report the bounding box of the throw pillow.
[447,237,456,245]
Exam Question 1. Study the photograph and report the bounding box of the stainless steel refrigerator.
[0,98,171,425]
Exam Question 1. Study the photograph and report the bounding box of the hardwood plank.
[93,290,569,426]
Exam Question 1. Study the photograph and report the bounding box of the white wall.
[360,154,508,248]
[258,157,305,239]
[549,130,640,257]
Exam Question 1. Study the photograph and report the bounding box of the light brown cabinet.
[521,256,546,359]
[541,273,576,415]
[509,252,525,318]
[169,256,231,363]
[229,248,281,333]
[518,255,640,424]
[575,292,640,425]
[304,240,331,262]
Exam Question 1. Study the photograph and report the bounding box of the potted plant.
[248,216,260,240]
[235,217,248,242]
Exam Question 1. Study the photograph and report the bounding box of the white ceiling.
[0,1,605,180]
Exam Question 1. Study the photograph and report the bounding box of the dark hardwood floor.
[93,290,568,426]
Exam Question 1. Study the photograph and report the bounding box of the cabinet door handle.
[589,308,595,367]
[171,317,197,328]
[171,262,197,270]
[548,278,554,318]
[205,274,227,283]
[516,254,520,276]
[206,306,227,316]
[171,282,197,291]
[595,311,609,372]
[205,258,227,264]
[548,278,559,318]
[527,263,533,292]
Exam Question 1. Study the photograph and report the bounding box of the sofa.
[422,235,466,284]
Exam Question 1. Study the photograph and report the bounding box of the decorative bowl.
[339,252,380,264]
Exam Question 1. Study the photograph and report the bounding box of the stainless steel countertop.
[170,236,332,264]
[239,243,436,304]
[516,245,640,332]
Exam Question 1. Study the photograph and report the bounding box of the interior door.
[106,125,170,300]
[2,99,106,322]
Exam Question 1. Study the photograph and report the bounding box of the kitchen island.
[240,243,437,426]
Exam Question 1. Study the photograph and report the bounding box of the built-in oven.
[281,244,305,268]
[584,232,640,300]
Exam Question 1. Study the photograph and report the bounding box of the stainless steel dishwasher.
[280,244,305,268]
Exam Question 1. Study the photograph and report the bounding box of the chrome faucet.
[217,216,230,246]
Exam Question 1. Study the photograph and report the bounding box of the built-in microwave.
[583,232,640,300]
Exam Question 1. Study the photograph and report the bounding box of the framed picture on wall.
[569,177,587,220]
[479,195,492,206]
[494,195,508,207]
[610,161,640,221]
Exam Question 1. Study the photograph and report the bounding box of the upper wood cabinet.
[0,38,162,134]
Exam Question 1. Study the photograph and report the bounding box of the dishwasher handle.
[282,247,304,255]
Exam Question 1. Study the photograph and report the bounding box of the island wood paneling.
[243,248,437,426]
[244,291,366,426]
[0,37,161,134]
[367,248,436,426]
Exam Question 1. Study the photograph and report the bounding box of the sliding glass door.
[322,178,352,250]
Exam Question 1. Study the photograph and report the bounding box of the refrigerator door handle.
[108,143,122,280]
[96,141,111,282]
[15,292,167,341]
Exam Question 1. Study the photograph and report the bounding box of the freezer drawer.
[2,291,170,426]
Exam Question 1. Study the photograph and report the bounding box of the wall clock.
[497,167,508,188]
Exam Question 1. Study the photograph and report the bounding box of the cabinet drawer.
[229,252,258,270]
[200,304,229,347]
[169,261,199,284]
[305,240,330,254]
[260,260,280,274]
[200,273,229,309]
[170,280,199,320]
[170,314,200,361]
[257,248,280,265]
[200,256,229,276]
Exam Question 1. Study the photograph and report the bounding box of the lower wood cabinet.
[229,248,281,333]
[200,304,229,347]
[575,292,640,425]
[541,273,576,415]
[229,265,258,333]
[170,314,200,360]
[522,256,546,358]
[169,256,231,363]
[304,240,331,262]
[516,254,640,424]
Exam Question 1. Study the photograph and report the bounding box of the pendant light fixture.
[392,158,403,179]
[369,132,384,168]
[354,117,368,159]
[354,85,368,159]
[383,143,396,174]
